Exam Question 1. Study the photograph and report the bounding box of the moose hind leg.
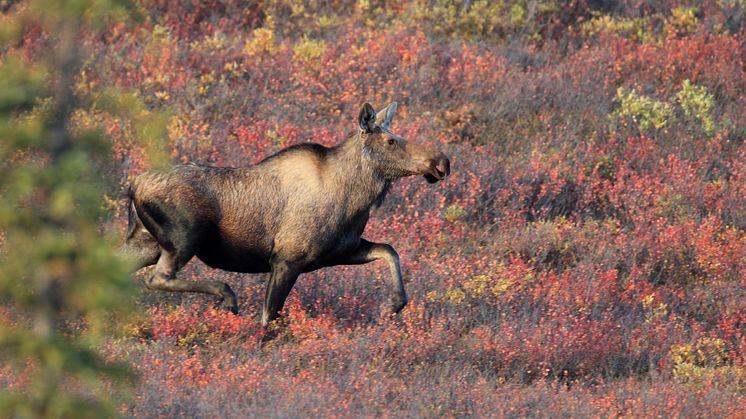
[122,228,161,270]
[146,246,239,314]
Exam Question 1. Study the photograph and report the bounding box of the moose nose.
[425,153,451,183]
[436,154,451,178]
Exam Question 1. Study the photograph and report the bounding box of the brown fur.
[123,102,450,327]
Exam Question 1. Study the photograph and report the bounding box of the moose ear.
[358,102,377,133]
[376,101,397,130]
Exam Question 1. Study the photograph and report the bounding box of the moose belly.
[195,238,272,273]
[306,233,363,271]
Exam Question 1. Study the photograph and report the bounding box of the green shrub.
[675,79,716,136]
[409,0,560,41]
[612,87,672,133]
[612,80,719,137]
[670,337,746,392]
[582,14,657,43]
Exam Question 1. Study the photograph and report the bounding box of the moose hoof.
[219,289,239,315]
[259,317,288,346]
[388,294,408,314]
[260,329,278,345]
[221,299,239,315]
[218,298,239,315]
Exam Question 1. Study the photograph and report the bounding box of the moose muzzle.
[424,152,451,184]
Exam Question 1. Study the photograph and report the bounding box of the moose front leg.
[343,239,408,314]
[262,260,304,328]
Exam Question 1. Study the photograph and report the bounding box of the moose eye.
[387,138,396,146]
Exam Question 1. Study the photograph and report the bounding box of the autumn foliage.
[3,0,746,416]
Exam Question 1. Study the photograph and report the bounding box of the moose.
[123,102,450,328]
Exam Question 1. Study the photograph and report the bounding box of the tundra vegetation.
[2,0,746,417]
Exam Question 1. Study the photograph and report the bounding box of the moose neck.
[327,133,390,216]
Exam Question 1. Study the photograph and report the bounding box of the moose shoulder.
[124,102,451,328]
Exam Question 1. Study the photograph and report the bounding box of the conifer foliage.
[0,1,162,416]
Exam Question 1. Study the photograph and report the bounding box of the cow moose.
[123,102,450,328]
